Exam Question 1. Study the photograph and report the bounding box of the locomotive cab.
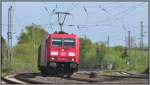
[38,31,80,77]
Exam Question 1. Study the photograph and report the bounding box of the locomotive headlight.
[51,57,55,60]
[51,52,58,56]
[72,58,75,61]
[68,52,75,56]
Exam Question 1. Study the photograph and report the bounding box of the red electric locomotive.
[38,31,80,77]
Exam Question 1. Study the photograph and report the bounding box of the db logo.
[61,52,66,56]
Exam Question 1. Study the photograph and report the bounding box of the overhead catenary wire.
[83,6,88,16]
[43,2,58,33]
[3,2,147,48]
[99,5,110,14]
[96,2,146,25]
[9,3,147,8]
[40,2,146,33]
[28,2,146,32]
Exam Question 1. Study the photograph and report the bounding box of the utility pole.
[7,5,13,71]
[122,25,127,48]
[32,23,35,64]
[140,21,144,57]
[0,1,2,70]
[134,43,137,57]
[127,31,131,64]
[96,42,100,71]
[107,35,109,48]
[55,12,70,32]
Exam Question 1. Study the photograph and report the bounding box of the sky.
[2,2,148,47]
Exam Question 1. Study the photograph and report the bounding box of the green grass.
[2,56,39,76]
[2,58,10,76]
[128,50,148,73]
[98,70,115,76]
[12,55,39,73]
[98,49,148,73]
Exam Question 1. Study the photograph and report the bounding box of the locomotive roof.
[48,31,77,39]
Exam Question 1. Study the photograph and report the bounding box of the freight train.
[38,31,80,77]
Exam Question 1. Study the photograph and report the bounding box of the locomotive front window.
[64,39,75,47]
[52,39,62,46]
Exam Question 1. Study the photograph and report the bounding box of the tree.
[79,37,96,68]
[18,25,48,45]
[13,24,48,72]
[1,36,7,65]
[15,25,48,56]
[1,36,9,73]
[98,43,107,65]
[113,45,124,52]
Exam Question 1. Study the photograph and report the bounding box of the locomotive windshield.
[64,38,75,47]
[52,39,62,46]
[51,38,75,47]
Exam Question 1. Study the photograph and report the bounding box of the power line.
[43,2,60,33]
[4,2,146,32]
[99,5,110,14]
[96,2,146,25]
[83,6,88,16]
[40,2,145,29]
[13,3,147,8]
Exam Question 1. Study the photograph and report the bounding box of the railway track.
[2,72,98,84]
[15,72,99,83]
[2,74,51,84]
[104,71,149,79]
[2,71,148,84]
[1,74,26,84]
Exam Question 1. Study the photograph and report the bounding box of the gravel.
[15,71,149,84]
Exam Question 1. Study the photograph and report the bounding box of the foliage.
[79,37,96,67]
[13,25,48,73]
[1,36,10,75]
[79,37,148,73]
[113,45,125,52]
[2,24,148,74]
[1,36,7,62]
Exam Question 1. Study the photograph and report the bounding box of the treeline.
[2,25,48,74]
[2,24,148,75]
[79,37,148,72]
[79,38,126,69]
